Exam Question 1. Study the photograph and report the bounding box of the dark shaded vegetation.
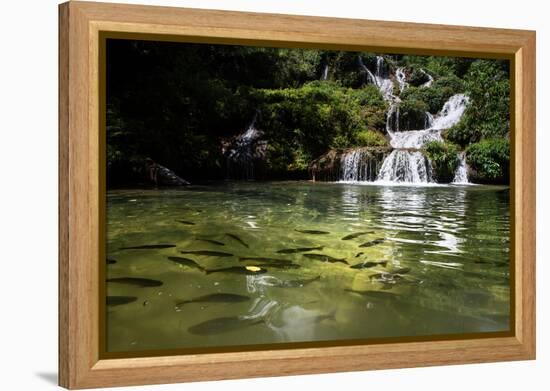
[106,39,510,185]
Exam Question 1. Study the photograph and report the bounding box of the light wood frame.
[59,1,536,389]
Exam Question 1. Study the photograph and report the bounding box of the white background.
[0,0,547,389]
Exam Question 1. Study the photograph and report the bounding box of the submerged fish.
[107,296,138,306]
[239,257,293,264]
[295,229,330,235]
[195,238,225,246]
[175,293,250,308]
[303,253,348,264]
[369,272,405,282]
[392,267,411,275]
[277,246,324,254]
[474,260,508,267]
[256,262,301,270]
[350,261,388,269]
[188,316,264,335]
[205,266,268,275]
[119,244,176,250]
[355,252,364,258]
[176,220,195,225]
[106,277,163,287]
[107,258,117,264]
[167,256,205,271]
[225,233,249,248]
[180,250,234,257]
[341,231,373,240]
[345,289,397,300]
[273,275,321,288]
[358,238,386,248]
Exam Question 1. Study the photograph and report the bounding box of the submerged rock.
[145,158,190,186]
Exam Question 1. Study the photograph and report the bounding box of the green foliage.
[253,81,386,165]
[397,99,429,130]
[105,40,510,184]
[446,60,510,146]
[400,75,464,113]
[466,138,510,183]
[424,140,459,182]
[354,130,388,147]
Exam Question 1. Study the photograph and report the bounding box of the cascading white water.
[378,94,469,184]
[321,64,329,80]
[396,67,408,93]
[226,113,265,179]
[420,68,434,87]
[377,150,433,183]
[452,152,469,184]
[339,56,470,185]
[340,149,380,182]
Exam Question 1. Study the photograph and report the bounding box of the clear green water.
[106,181,510,353]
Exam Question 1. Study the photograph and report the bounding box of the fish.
[303,253,348,264]
[276,246,324,254]
[369,272,405,282]
[350,261,388,269]
[175,293,250,308]
[392,267,411,275]
[107,258,117,264]
[309,309,337,323]
[205,266,268,275]
[225,233,249,248]
[106,277,163,287]
[341,231,374,240]
[188,316,264,335]
[180,250,234,257]
[119,244,176,250]
[355,252,364,258]
[474,260,508,267]
[345,289,397,300]
[256,262,301,270]
[195,238,225,246]
[176,220,195,225]
[239,257,293,264]
[107,296,138,306]
[167,256,205,271]
[295,229,330,235]
[272,275,321,288]
[358,238,386,248]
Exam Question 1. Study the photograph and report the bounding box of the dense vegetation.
[106,39,510,185]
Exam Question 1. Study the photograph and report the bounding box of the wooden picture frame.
[58,1,536,389]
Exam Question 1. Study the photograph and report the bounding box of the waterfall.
[321,64,329,80]
[377,150,433,183]
[226,113,265,180]
[340,149,381,182]
[452,152,469,184]
[338,55,469,185]
[358,56,378,86]
[396,67,408,92]
[420,68,434,87]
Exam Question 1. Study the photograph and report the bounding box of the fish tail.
[205,269,213,275]
[339,259,348,265]
[174,300,188,309]
[327,309,337,321]
[381,261,388,267]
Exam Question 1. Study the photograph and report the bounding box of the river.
[105,181,510,353]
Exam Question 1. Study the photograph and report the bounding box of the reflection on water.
[106,181,510,352]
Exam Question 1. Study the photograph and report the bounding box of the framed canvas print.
[58,1,536,389]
